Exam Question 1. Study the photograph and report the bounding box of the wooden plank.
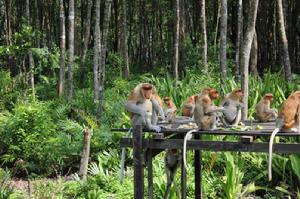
[194,134,202,199]
[112,128,300,137]
[120,138,300,154]
[133,125,144,199]
[147,149,153,199]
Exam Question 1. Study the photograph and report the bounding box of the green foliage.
[222,153,244,199]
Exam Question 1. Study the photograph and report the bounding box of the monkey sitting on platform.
[163,97,177,123]
[220,89,244,127]
[256,93,278,122]
[268,91,300,181]
[125,83,165,132]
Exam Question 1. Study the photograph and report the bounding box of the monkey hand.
[149,125,161,132]
[238,103,244,109]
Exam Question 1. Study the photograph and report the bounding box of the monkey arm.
[204,106,225,115]
[151,98,166,120]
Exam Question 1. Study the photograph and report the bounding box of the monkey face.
[209,90,219,100]
[142,89,153,99]
[163,97,171,105]
[265,93,274,102]
[234,89,243,98]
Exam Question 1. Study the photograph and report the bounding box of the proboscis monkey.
[125,83,165,132]
[182,88,219,117]
[220,89,244,127]
[163,97,177,123]
[163,149,181,199]
[183,88,224,169]
[182,95,197,117]
[268,91,300,181]
[256,93,278,122]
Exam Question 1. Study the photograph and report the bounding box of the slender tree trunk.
[5,0,12,45]
[120,0,129,78]
[214,0,221,55]
[98,0,112,114]
[67,0,75,99]
[250,29,259,76]
[59,0,66,97]
[26,0,35,98]
[79,0,93,85]
[173,0,180,83]
[277,0,292,82]
[82,0,93,60]
[220,0,227,78]
[79,129,91,181]
[241,0,259,120]
[235,0,243,79]
[200,0,208,72]
[34,0,40,47]
[93,0,101,102]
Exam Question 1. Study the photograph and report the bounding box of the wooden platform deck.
[112,118,300,199]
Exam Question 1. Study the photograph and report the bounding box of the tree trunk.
[200,0,208,72]
[79,129,91,181]
[26,0,35,98]
[5,0,12,45]
[250,29,259,76]
[173,0,180,83]
[67,0,75,99]
[120,0,129,78]
[98,0,112,115]
[220,0,227,78]
[214,0,221,55]
[82,0,93,60]
[235,0,243,79]
[241,0,259,120]
[78,0,93,85]
[93,0,101,102]
[277,0,292,82]
[59,0,66,97]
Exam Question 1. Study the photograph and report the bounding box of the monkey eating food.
[163,97,177,123]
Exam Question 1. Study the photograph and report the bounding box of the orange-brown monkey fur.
[256,93,278,122]
[163,97,177,122]
[268,91,300,181]
[278,91,300,130]
[193,89,223,129]
[182,88,219,117]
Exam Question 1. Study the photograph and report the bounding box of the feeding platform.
[111,117,300,199]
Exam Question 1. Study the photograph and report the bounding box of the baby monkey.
[256,93,278,122]
[163,97,177,123]
[163,149,181,199]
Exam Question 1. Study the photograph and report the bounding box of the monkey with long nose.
[268,91,300,181]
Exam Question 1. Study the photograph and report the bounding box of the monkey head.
[264,93,274,102]
[233,89,243,99]
[141,83,153,99]
[209,89,220,100]
[163,97,171,106]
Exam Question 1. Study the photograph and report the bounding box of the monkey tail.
[268,127,280,181]
[183,129,198,170]
[119,128,132,183]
